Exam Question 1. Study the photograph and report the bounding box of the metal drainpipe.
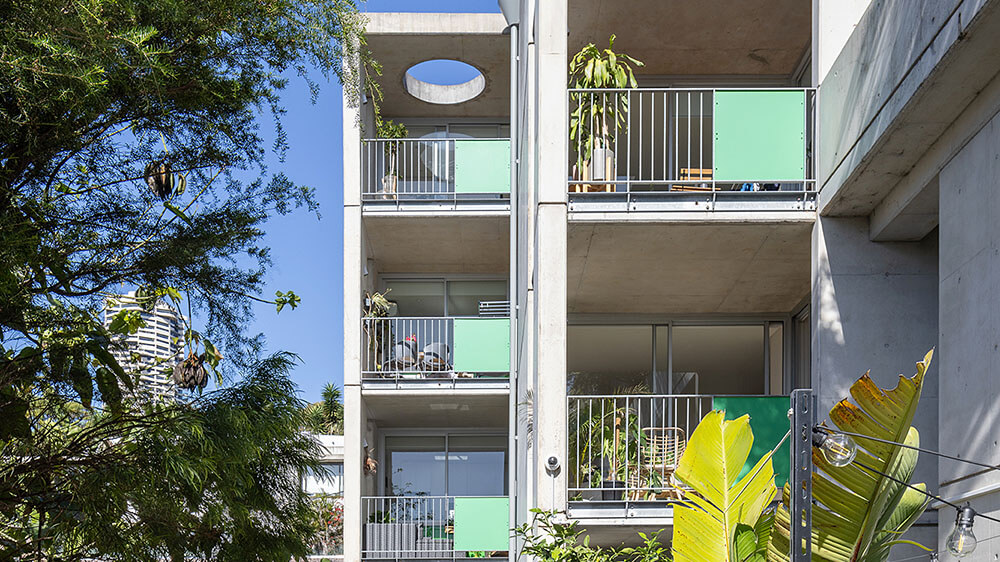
[506,19,519,561]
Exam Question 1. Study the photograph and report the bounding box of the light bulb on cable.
[946,505,977,557]
[812,428,858,467]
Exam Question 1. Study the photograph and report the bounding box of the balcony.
[361,496,510,560]
[362,315,510,390]
[567,88,816,215]
[566,394,789,520]
[361,138,511,214]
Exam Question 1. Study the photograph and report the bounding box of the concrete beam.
[870,60,1000,241]
[818,0,1000,216]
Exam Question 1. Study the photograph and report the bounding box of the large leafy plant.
[568,35,643,176]
[766,350,934,562]
[671,410,779,562]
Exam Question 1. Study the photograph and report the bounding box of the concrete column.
[531,0,568,513]
[343,385,364,561]
[342,56,364,562]
[936,110,1000,562]
[812,216,939,551]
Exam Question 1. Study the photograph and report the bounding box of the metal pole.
[789,388,814,562]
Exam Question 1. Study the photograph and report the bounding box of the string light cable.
[812,426,1000,473]
[809,425,1000,557]
[848,456,996,558]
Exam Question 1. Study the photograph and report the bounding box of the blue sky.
[248,0,501,404]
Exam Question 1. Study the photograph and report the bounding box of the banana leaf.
[672,410,778,562]
[767,350,933,562]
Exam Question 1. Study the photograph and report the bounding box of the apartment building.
[103,291,186,400]
[343,1,1000,560]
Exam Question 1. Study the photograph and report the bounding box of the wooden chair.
[671,168,714,192]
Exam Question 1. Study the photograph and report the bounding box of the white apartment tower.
[342,2,1000,560]
[103,291,185,400]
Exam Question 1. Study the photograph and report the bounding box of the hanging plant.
[144,160,186,200]
[172,351,207,390]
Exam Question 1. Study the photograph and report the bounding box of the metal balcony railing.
[568,394,712,502]
[362,316,510,381]
[361,138,511,203]
[567,88,816,210]
[361,496,508,560]
[567,393,790,506]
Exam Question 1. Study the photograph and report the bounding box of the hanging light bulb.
[946,505,977,557]
[812,428,858,467]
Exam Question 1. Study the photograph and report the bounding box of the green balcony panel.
[453,318,510,374]
[453,497,509,552]
[712,396,790,488]
[454,140,511,194]
[713,90,805,182]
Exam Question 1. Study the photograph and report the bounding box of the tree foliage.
[0,0,369,559]
[302,383,344,435]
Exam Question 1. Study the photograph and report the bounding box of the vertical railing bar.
[674,92,679,185]
[686,91,691,181]
[626,90,631,194]
[662,91,667,185]
[638,91,643,183]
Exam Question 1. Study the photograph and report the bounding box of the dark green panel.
[712,396,790,487]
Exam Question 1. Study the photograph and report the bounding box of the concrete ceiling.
[366,13,510,119]
[567,222,812,314]
[569,0,811,78]
[363,390,509,429]
[365,215,509,274]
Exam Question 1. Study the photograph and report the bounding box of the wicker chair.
[641,427,687,500]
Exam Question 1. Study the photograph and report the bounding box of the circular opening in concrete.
[404,59,485,105]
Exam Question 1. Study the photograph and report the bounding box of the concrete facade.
[341,0,1000,559]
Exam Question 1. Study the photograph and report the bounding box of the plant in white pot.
[569,35,643,193]
[377,119,408,199]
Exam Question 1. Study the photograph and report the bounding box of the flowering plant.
[310,495,344,555]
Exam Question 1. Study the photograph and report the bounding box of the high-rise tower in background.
[103,291,186,400]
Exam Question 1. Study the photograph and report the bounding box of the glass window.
[384,435,506,497]
[449,124,502,138]
[384,281,445,317]
[447,436,507,496]
[567,326,652,395]
[303,462,344,495]
[446,280,507,316]
[671,325,764,395]
[385,436,447,496]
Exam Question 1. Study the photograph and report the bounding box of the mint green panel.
[713,91,805,181]
[454,140,510,193]
[712,396,790,488]
[453,497,509,551]
[453,318,510,373]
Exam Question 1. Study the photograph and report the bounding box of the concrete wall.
[817,0,994,210]
[936,110,1000,561]
[814,0,872,85]
[812,216,939,555]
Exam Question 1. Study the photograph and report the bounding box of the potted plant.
[568,35,643,192]
[363,290,393,374]
[570,399,646,500]
[377,119,408,199]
